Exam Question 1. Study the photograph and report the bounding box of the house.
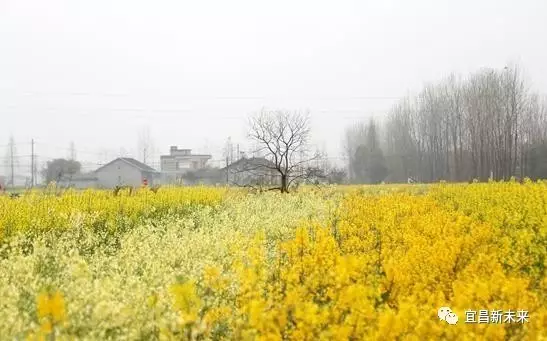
[94,157,160,188]
[221,157,280,186]
[161,146,212,172]
[58,173,98,189]
[160,146,212,184]
[179,168,225,186]
[0,174,30,188]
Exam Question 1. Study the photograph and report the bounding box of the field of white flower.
[0,187,337,340]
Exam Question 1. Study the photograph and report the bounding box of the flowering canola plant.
[0,182,545,340]
[0,186,226,241]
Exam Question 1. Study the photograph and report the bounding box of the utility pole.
[226,156,229,184]
[237,144,240,161]
[69,141,76,161]
[143,147,147,164]
[9,137,15,188]
[10,145,14,188]
[224,137,234,166]
[31,139,35,187]
[229,138,234,165]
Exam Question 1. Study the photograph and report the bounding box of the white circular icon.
[445,312,459,325]
[438,307,452,321]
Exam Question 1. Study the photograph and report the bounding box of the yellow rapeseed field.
[0,182,545,340]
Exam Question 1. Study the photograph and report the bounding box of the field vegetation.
[0,182,545,340]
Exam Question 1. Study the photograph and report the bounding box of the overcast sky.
[1,0,546,173]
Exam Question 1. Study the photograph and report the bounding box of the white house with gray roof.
[95,157,160,188]
[59,157,160,189]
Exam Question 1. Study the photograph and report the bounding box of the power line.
[0,142,32,148]
[0,155,35,159]
[0,89,403,100]
[31,141,121,156]
[0,109,388,122]
[2,104,389,113]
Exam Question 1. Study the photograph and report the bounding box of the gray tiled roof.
[95,157,159,173]
[119,158,158,172]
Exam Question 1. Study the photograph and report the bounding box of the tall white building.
[160,146,212,184]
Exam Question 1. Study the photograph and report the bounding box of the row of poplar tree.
[345,64,547,183]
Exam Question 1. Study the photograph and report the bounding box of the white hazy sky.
[1,0,546,172]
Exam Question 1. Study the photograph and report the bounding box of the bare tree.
[384,98,420,182]
[247,109,320,193]
[382,64,546,182]
[343,121,367,182]
[119,147,129,157]
[137,127,157,165]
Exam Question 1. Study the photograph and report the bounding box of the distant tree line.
[346,65,547,183]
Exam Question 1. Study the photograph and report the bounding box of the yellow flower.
[49,291,67,323]
[39,320,52,334]
[170,281,201,324]
[2,183,546,339]
[36,292,51,319]
[37,291,66,323]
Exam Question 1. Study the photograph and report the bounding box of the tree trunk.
[281,174,288,193]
